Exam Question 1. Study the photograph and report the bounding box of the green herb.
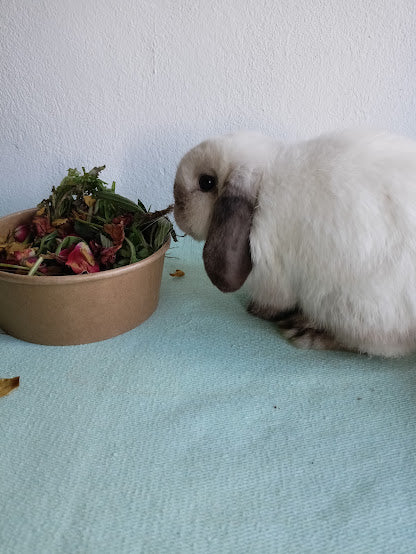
[0,166,176,276]
[28,256,44,276]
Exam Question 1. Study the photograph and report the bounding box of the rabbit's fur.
[173,129,416,357]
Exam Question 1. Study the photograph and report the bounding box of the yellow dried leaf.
[36,206,46,216]
[52,218,69,227]
[169,269,185,277]
[72,210,87,220]
[83,196,96,207]
[6,241,27,254]
[0,233,13,251]
[2,241,29,254]
[0,377,20,398]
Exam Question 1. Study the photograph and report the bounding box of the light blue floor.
[1,237,416,553]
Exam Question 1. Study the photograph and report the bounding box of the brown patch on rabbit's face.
[173,185,186,210]
[173,142,221,240]
[173,180,217,240]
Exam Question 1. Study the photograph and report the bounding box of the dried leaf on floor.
[169,269,185,277]
[0,377,20,398]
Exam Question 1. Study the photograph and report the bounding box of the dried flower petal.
[89,241,102,257]
[52,218,69,227]
[12,248,37,265]
[103,222,125,246]
[72,210,88,221]
[56,247,72,264]
[65,242,100,274]
[112,214,134,227]
[23,256,40,268]
[83,196,96,208]
[3,241,29,254]
[100,245,121,266]
[0,377,19,398]
[169,269,185,277]
[14,224,30,242]
[33,215,54,237]
[56,222,74,237]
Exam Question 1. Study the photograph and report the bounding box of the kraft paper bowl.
[0,209,170,345]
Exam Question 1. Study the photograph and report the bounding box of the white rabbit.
[173,129,416,357]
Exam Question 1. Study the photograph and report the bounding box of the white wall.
[1,0,415,216]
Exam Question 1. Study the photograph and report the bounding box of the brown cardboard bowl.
[0,209,170,345]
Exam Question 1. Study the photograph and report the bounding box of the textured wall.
[1,0,415,215]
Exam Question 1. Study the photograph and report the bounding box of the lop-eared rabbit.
[174,130,416,357]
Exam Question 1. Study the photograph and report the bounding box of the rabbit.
[173,129,416,357]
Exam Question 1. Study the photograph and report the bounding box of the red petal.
[14,224,30,242]
[103,222,125,246]
[56,247,72,264]
[32,215,54,237]
[100,245,121,266]
[13,248,37,264]
[112,214,133,227]
[65,242,100,274]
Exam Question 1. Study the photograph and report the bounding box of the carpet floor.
[1,237,416,553]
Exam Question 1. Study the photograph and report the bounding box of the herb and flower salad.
[0,166,176,276]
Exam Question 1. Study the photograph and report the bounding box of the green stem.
[92,214,108,224]
[0,263,32,271]
[94,190,146,213]
[74,218,103,230]
[87,203,94,223]
[28,256,44,276]
[38,230,58,254]
[124,237,137,264]
[0,263,42,276]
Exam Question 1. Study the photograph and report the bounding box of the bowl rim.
[0,208,171,286]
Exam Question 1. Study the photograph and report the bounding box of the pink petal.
[32,215,54,237]
[14,248,37,264]
[14,224,30,242]
[65,242,100,274]
[23,256,39,268]
[56,247,72,264]
[100,245,122,266]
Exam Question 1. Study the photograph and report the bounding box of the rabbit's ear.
[203,170,256,292]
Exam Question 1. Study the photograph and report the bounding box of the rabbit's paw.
[247,302,298,322]
[277,312,342,351]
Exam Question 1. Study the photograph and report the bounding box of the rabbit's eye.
[199,174,217,192]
